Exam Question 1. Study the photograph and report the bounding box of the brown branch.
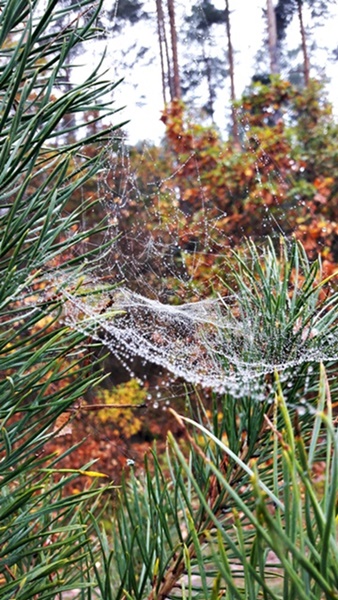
[167,0,181,99]
[67,402,147,412]
[266,0,279,74]
[146,409,231,600]
[156,0,168,105]
[264,413,290,454]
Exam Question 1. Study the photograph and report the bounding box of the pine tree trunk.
[163,13,174,101]
[156,0,168,105]
[297,0,310,85]
[167,0,181,99]
[267,0,279,74]
[225,0,239,147]
[202,44,215,121]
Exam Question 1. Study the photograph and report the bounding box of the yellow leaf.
[41,468,108,478]
[78,470,108,478]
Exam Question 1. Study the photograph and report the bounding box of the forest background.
[101,0,338,143]
[48,0,338,480]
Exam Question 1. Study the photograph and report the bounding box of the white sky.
[80,0,338,144]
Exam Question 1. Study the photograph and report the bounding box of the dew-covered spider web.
[61,281,338,400]
[55,0,338,406]
[59,130,338,401]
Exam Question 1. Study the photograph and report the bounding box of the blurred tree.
[96,0,151,97]
[108,0,148,29]
[297,0,310,84]
[274,0,331,85]
[183,1,228,120]
[224,0,239,145]
[167,0,181,99]
[156,0,171,104]
[274,0,310,85]
[267,0,280,74]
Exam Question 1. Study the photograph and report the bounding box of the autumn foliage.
[160,78,338,268]
[44,76,337,484]
[20,77,338,484]
[102,78,337,307]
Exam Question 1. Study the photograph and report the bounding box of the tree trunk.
[267,0,279,74]
[162,1,173,100]
[167,0,181,99]
[225,0,239,147]
[202,43,215,121]
[155,0,168,105]
[297,0,310,85]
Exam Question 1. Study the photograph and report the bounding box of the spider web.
[54,0,338,406]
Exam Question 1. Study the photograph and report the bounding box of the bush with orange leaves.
[105,77,338,298]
